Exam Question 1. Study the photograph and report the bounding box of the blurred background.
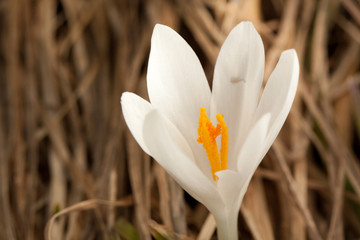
[0,0,360,239]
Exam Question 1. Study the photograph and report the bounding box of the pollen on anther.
[197,107,229,181]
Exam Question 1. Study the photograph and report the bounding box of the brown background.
[0,0,359,239]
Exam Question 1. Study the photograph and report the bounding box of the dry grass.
[0,0,360,239]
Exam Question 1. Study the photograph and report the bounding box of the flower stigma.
[197,107,229,181]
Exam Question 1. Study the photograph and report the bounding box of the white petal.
[210,22,265,170]
[255,49,299,156]
[142,109,222,212]
[147,24,211,125]
[216,170,248,211]
[147,24,212,174]
[237,113,271,176]
[121,92,153,155]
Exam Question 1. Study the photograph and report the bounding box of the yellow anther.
[197,107,229,181]
[217,114,228,171]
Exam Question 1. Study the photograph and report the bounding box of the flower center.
[197,107,229,181]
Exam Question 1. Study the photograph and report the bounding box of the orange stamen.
[197,107,229,181]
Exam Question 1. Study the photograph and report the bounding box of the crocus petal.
[121,92,153,155]
[210,21,265,170]
[254,49,299,159]
[216,170,248,211]
[237,113,271,177]
[142,109,222,211]
[147,24,212,174]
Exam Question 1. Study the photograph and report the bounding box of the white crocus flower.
[121,22,299,240]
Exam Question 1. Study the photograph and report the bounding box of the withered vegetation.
[0,0,360,239]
